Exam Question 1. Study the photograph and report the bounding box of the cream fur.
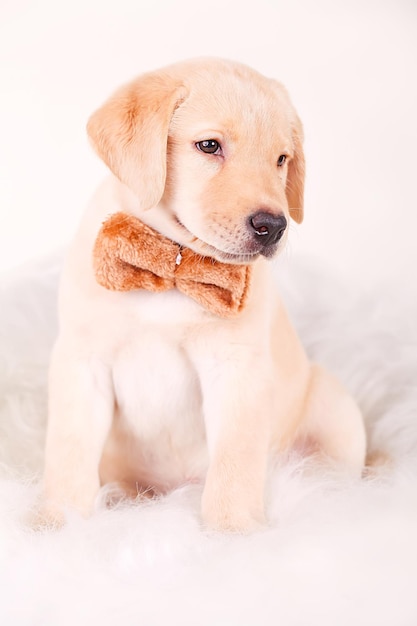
[41,58,366,531]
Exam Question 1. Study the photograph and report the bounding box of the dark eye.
[196,140,221,154]
[277,154,287,167]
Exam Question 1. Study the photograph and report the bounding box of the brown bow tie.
[92,212,252,318]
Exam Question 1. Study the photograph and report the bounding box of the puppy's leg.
[40,338,114,525]
[299,364,366,475]
[198,352,272,533]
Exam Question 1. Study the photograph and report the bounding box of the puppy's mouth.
[173,218,260,265]
[201,246,260,265]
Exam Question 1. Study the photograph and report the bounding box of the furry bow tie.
[93,212,252,318]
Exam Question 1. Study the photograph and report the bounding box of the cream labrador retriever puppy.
[42,58,366,531]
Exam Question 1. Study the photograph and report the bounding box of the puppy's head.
[87,58,305,264]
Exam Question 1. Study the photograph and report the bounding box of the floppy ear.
[87,71,188,210]
[286,114,305,224]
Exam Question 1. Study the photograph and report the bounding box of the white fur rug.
[1,254,416,625]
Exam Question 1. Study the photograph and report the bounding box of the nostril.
[253,224,270,237]
[249,211,287,246]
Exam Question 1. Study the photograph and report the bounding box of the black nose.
[249,211,287,247]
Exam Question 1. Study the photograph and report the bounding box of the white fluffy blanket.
[1,254,416,625]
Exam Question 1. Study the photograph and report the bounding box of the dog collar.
[92,212,252,318]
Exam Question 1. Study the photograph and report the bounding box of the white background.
[1,0,416,289]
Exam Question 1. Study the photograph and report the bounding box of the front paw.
[28,487,96,531]
[27,501,66,531]
[201,490,265,533]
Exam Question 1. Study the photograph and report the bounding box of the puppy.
[42,58,366,532]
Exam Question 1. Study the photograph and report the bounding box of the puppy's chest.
[112,326,203,442]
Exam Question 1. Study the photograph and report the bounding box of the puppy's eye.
[196,140,221,154]
[277,154,287,167]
